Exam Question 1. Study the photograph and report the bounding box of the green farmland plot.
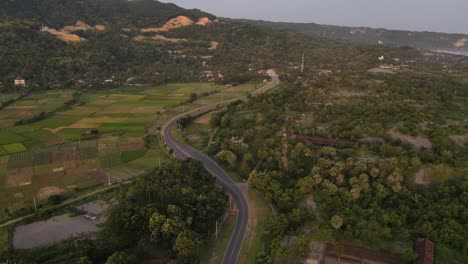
[0,130,28,145]
[3,143,27,154]
[56,128,89,140]
[0,82,256,219]
[121,149,147,163]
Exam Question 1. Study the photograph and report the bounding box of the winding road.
[162,72,279,264]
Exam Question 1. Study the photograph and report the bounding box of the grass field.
[426,164,465,183]
[0,227,9,251]
[3,143,27,153]
[0,130,28,145]
[121,150,147,163]
[239,190,273,264]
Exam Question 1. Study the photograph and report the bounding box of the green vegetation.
[3,143,27,153]
[121,150,147,163]
[197,62,467,263]
[0,1,467,263]
[0,130,27,145]
[0,227,9,252]
[199,217,237,263]
[0,160,228,263]
[239,190,273,264]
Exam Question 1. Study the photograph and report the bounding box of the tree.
[331,215,343,230]
[297,176,314,194]
[106,252,131,264]
[215,149,237,167]
[295,235,311,257]
[321,146,337,157]
[173,230,202,258]
[149,211,167,241]
[48,194,63,205]
[77,257,93,264]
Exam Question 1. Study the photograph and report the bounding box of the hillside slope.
[228,18,468,51]
[0,0,214,27]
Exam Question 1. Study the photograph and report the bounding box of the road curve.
[162,73,278,264]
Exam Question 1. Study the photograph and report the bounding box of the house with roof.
[14,77,26,86]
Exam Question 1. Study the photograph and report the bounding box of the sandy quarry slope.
[141,16,214,32]
[41,20,106,43]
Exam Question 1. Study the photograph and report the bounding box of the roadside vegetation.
[204,71,467,263]
[1,160,227,263]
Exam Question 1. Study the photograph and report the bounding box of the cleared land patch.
[388,128,432,149]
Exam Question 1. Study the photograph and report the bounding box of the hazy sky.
[161,0,468,34]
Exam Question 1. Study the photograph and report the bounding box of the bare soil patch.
[37,186,65,200]
[194,115,211,124]
[153,35,187,43]
[388,128,432,149]
[0,119,16,126]
[94,25,106,31]
[42,136,64,146]
[187,134,201,142]
[52,150,76,162]
[414,167,429,185]
[89,170,107,183]
[325,242,402,264]
[41,28,84,43]
[449,134,468,147]
[453,38,468,47]
[6,168,33,187]
[118,141,145,152]
[196,17,213,26]
[63,20,92,32]
[209,41,219,50]
[43,126,66,134]
[368,68,395,74]
[141,16,194,32]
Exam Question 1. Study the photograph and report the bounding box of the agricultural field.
[0,82,258,221]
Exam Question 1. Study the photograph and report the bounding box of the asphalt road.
[162,73,278,264]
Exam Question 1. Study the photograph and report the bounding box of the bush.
[48,195,64,205]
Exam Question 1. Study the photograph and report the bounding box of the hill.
[0,0,214,28]
[227,18,468,52]
[1,0,434,91]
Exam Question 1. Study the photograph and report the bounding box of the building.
[414,238,434,264]
[14,77,26,86]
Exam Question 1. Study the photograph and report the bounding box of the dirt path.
[388,128,432,149]
[414,167,429,185]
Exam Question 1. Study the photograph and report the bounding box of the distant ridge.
[226,18,468,52]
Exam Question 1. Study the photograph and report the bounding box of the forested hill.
[1,0,464,92]
[227,18,468,52]
[0,0,214,27]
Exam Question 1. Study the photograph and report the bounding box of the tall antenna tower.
[301,53,305,72]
